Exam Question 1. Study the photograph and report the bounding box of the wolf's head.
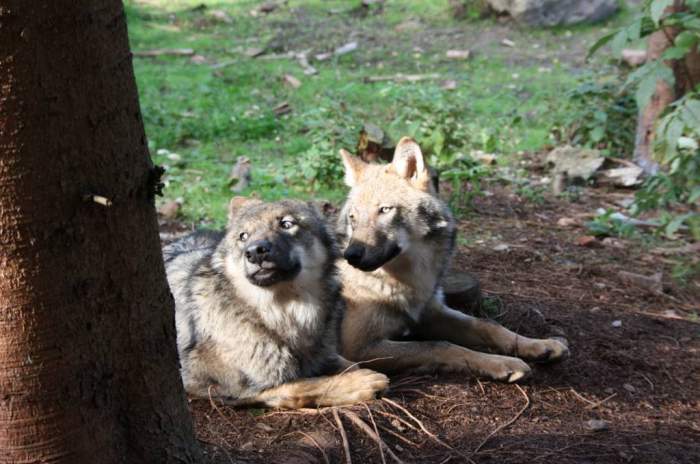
[222,198,336,287]
[338,137,455,272]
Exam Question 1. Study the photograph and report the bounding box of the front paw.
[328,369,390,405]
[481,356,532,383]
[524,337,569,364]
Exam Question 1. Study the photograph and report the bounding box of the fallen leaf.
[446,49,471,60]
[189,54,207,65]
[576,236,599,247]
[335,41,358,56]
[244,47,266,58]
[282,74,302,89]
[557,217,578,227]
[501,38,515,47]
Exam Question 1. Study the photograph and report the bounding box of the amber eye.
[280,219,295,230]
[239,232,249,242]
[379,206,393,214]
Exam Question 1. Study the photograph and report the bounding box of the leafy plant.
[561,79,637,156]
[590,0,700,239]
[586,209,638,238]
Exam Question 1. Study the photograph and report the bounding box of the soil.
[167,182,700,464]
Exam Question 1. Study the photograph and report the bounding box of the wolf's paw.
[522,337,570,364]
[487,356,532,383]
[326,369,389,405]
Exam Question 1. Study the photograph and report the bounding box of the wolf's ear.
[339,149,368,187]
[228,196,258,222]
[391,137,431,191]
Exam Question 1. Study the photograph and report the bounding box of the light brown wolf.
[163,198,388,408]
[337,137,569,382]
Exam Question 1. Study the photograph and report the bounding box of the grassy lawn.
[126,0,634,227]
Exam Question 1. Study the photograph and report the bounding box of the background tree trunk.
[633,0,700,175]
[0,2,202,463]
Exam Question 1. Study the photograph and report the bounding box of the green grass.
[126,0,635,226]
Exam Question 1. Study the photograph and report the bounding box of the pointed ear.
[391,137,431,190]
[228,196,259,222]
[339,149,368,187]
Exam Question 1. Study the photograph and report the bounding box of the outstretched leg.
[350,339,532,383]
[418,298,569,363]
[220,369,389,409]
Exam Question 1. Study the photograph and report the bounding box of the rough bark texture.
[0,2,202,463]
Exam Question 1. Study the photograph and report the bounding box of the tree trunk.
[633,0,700,175]
[0,2,202,463]
[633,20,678,174]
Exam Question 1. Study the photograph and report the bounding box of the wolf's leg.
[354,339,532,382]
[418,299,569,363]
[220,369,389,409]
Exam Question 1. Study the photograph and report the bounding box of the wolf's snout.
[245,240,272,264]
[343,244,365,266]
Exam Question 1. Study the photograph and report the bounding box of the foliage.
[128,0,617,223]
[590,0,700,239]
[586,209,638,237]
[561,78,637,156]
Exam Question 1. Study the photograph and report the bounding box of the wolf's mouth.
[347,243,402,272]
[247,261,301,287]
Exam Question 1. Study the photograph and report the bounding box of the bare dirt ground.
[173,180,699,464]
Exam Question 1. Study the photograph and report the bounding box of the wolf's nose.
[245,240,271,264]
[343,244,365,266]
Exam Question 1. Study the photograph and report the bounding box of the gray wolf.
[163,197,388,408]
[337,137,569,382]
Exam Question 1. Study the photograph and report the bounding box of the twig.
[584,393,617,410]
[207,385,240,434]
[364,73,441,83]
[382,398,473,463]
[341,409,405,464]
[364,404,387,464]
[375,410,421,433]
[297,431,330,464]
[377,424,420,447]
[134,48,195,57]
[333,408,352,464]
[570,388,596,406]
[471,384,530,455]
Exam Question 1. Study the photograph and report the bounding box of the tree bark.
[633,20,678,174]
[633,0,700,175]
[0,2,202,463]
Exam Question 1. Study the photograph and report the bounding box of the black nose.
[343,244,365,266]
[245,240,272,264]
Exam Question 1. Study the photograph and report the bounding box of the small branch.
[332,408,352,464]
[472,384,530,455]
[133,48,195,57]
[364,73,441,83]
[584,393,617,410]
[341,409,404,464]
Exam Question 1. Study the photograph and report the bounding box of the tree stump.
[442,272,482,313]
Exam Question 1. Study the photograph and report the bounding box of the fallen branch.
[134,48,195,57]
[472,384,530,455]
[332,408,352,464]
[364,73,440,83]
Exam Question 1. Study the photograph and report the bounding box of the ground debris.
[364,73,441,83]
[446,49,471,60]
[134,48,195,57]
[585,419,610,432]
[617,270,663,294]
[229,156,252,192]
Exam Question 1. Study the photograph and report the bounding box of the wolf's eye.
[379,206,394,214]
[280,219,295,230]
[239,232,249,242]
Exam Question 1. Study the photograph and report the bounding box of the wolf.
[163,197,388,408]
[336,137,569,382]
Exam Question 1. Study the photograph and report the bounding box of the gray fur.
[163,200,344,400]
